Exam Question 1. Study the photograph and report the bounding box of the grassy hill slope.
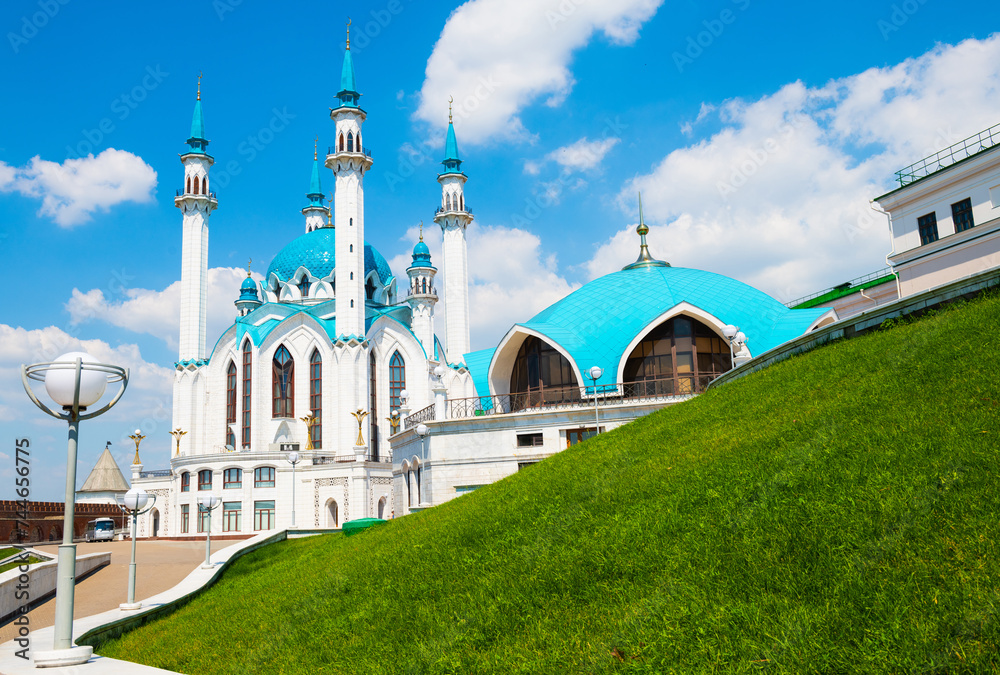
[98,294,1000,673]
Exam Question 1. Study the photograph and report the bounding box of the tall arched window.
[339,133,345,152]
[460,194,464,211]
[202,176,208,195]
[309,350,322,449]
[389,351,405,413]
[272,346,294,418]
[347,132,354,152]
[226,361,237,448]
[365,277,376,300]
[369,351,378,459]
[509,336,580,407]
[623,315,731,396]
[298,277,310,299]
[241,341,252,447]
[357,132,361,151]
[193,175,200,194]
[186,176,191,193]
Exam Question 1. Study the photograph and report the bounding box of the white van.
[84,518,115,542]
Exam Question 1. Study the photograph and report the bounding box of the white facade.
[876,129,1000,298]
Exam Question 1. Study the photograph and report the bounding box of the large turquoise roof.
[265,227,392,284]
[465,265,830,395]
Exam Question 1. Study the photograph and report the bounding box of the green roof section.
[788,270,896,309]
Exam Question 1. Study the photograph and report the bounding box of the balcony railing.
[139,469,172,478]
[327,145,373,159]
[785,267,894,308]
[175,188,218,199]
[894,123,1000,187]
[404,375,718,429]
[311,454,391,465]
[434,205,472,216]
[406,287,438,298]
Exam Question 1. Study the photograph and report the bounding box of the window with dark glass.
[952,198,974,233]
[623,316,731,395]
[309,350,322,450]
[347,132,354,152]
[366,277,376,300]
[298,278,310,298]
[242,341,252,447]
[918,212,939,245]
[254,500,275,530]
[223,502,241,532]
[389,351,405,412]
[198,469,212,491]
[509,336,580,407]
[369,351,379,459]
[516,433,544,447]
[197,505,210,533]
[223,468,242,489]
[254,466,275,488]
[226,361,237,448]
[181,472,190,492]
[272,345,294,418]
[566,428,600,447]
[181,504,189,533]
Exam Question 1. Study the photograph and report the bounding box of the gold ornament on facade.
[350,408,369,446]
[169,428,187,457]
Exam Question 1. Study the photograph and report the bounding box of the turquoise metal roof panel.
[464,348,495,397]
[265,227,392,284]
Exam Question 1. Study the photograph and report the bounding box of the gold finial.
[448,96,454,124]
[327,193,334,227]
[314,135,318,161]
[299,411,318,451]
[169,428,187,457]
[346,17,351,50]
[197,71,203,101]
[129,430,146,465]
[247,257,252,278]
[622,191,669,270]
[419,221,424,242]
[637,192,648,236]
[350,408,369,447]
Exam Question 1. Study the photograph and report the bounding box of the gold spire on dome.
[314,135,318,160]
[346,17,351,50]
[622,192,669,270]
[247,257,252,278]
[327,193,334,227]
[419,221,424,242]
[197,71,203,100]
[448,96,454,124]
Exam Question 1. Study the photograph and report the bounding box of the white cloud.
[65,267,254,351]
[388,222,578,351]
[592,35,1000,303]
[0,149,157,227]
[547,136,620,172]
[415,0,663,145]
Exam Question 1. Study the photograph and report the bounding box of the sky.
[1,0,998,500]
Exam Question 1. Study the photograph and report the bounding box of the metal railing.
[785,267,894,308]
[175,188,218,199]
[895,123,1000,187]
[139,469,171,478]
[404,375,719,428]
[434,205,472,216]
[406,287,438,299]
[312,454,391,465]
[327,145,373,159]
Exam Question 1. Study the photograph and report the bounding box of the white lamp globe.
[123,487,149,511]
[391,410,399,418]
[722,325,738,339]
[44,352,107,408]
[416,424,429,437]
[199,495,219,509]
[588,366,603,381]
[287,451,300,464]
[399,389,409,403]
[734,331,747,345]
[434,364,446,378]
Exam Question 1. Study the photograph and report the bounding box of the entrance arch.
[151,509,160,537]
[325,499,339,528]
[622,314,732,395]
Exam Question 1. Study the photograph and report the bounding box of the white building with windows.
[132,36,840,537]
[875,123,1000,298]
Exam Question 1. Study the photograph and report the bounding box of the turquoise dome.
[240,275,257,291]
[410,240,433,267]
[266,227,392,284]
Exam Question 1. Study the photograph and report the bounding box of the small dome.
[238,275,260,301]
[266,228,393,284]
[241,275,257,291]
[411,240,431,264]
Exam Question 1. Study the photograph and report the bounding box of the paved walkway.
[0,539,231,645]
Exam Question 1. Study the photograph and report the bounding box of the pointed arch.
[272,345,294,418]
[389,351,405,413]
[226,360,237,448]
[193,175,200,194]
[357,132,362,152]
[309,349,322,449]
[347,131,354,152]
[241,340,252,447]
[369,350,379,459]
[339,133,345,152]
[202,176,208,195]
[326,499,339,528]
[186,176,192,193]
[460,194,464,211]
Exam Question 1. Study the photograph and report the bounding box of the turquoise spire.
[185,73,209,154]
[441,97,463,174]
[336,20,361,109]
[306,138,324,206]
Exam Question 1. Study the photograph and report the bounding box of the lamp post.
[117,487,157,610]
[399,389,410,418]
[129,428,146,465]
[585,366,604,435]
[722,325,746,372]
[198,495,222,569]
[415,424,429,507]
[386,410,400,435]
[169,428,187,457]
[286,451,300,528]
[21,351,128,665]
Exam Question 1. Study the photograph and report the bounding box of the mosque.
[127,37,836,537]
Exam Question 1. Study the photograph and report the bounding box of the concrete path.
[0,539,232,646]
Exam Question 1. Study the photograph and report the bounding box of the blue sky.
[1,0,998,499]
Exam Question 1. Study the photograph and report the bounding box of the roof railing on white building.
[894,123,1000,187]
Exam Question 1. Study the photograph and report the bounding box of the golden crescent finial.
[314,135,318,160]
[197,71,203,101]
[247,257,252,278]
[419,221,424,242]
[346,17,351,50]
[448,96,454,123]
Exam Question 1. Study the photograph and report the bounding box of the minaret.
[434,99,473,364]
[236,259,262,317]
[406,223,438,356]
[325,21,372,340]
[174,73,217,362]
[302,138,329,233]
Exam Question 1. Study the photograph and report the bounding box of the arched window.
[186,176,191,193]
[389,351,405,412]
[350,272,353,280]
[298,277,310,299]
[365,277,376,300]
[347,132,354,152]
[272,345,294,418]
[242,341,252,447]
[193,175,200,194]
[421,279,427,294]
[357,132,361,152]
[406,468,413,506]
[509,336,580,407]
[445,194,451,210]
[415,466,422,504]
[202,176,208,195]
[349,244,353,252]
[309,350,322,449]
[226,361,237,448]
[460,194,464,211]
[369,351,378,459]
[254,467,276,487]
[623,316,731,395]
[339,133,345,152]
[181,471,190,492]
[198,469,212,490]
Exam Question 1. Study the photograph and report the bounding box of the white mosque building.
[130,38,836,537]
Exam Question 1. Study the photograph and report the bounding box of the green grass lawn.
[0,547,21,561]
[96,293,1000,673]
[0,555,42,574]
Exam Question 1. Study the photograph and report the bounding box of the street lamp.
[722,325,747,371]
[169,428,187,457]
[117,487,157,610]
[198,495,222,569]
[585,366,604,435]
[387,410,400,435]
[415,424,429,507]
[399,389,410,418]
[286,451,300,528]
[129,428,145,464]
[21,351,128,665]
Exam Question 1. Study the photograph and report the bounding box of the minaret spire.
[406,222,438,357]
[623,192,669,270]
[302,138,329,233]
